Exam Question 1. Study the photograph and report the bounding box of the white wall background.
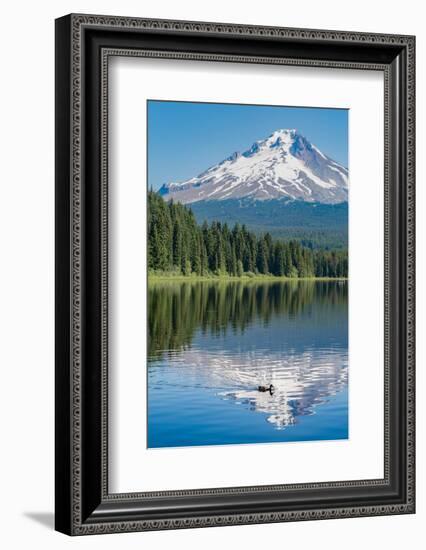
[0,0,422,548]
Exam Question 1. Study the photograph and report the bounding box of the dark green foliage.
[190,198,349,249]
[148,191,348,278]
[236,259,244,278]
[256,237,269,274]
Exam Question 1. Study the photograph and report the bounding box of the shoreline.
[148,274,348,283]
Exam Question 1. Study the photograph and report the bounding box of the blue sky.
[148,100,348,191]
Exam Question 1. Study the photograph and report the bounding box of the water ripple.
[149,347,348,430]
[148,280,348,446]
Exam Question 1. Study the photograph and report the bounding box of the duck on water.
[258,384,275,394]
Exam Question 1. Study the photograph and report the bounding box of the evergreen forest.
[148,191,348,279]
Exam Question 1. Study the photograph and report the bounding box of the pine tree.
[172,220,182,270]
[256,237,269,274]
[236,259,244,277]
[147,192,347,279]
[273,242,285,276]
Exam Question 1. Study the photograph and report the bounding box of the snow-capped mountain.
[158,129,348,204]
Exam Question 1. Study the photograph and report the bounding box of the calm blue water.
[147,280,348,448]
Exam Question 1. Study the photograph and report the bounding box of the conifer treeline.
[148,191,348,278]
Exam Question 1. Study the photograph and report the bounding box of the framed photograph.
[55,14,415,535]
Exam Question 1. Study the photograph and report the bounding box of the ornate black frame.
[55,13,415,535]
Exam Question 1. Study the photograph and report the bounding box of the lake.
[147,279,348,448]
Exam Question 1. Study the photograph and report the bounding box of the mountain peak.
[158,129,348,204]
[270,128,297,138]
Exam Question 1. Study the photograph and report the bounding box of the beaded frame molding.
[55,14,415,535]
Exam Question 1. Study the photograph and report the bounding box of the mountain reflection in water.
[148,280,348,448]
